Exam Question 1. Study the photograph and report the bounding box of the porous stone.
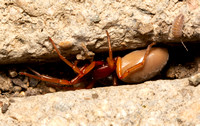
[0,0,199,64]
[0,73,12,91]
[8,69,18,78]
[0,78,200,125]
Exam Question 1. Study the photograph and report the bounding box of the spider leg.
[19,61,96,86]
[117,42,156,79]
[48,37,82,74]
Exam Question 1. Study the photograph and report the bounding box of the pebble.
[12,86,22,92]
[29,78,39,87]
[8,69,18,78]
[12,78,28,89]
[58,41,73,49]
[19,91,26,97]
[188,73,200,86]
[25,87,41,96]
[1,103,10,114]
[48,87,56,93]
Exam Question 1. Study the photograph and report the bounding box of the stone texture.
[0,72,12,91]
[0,77,200,125]
[0,0,199,64]
[0,0,200,124]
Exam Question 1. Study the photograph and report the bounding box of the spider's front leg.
[19,62,96,85]
[19,37,97,86]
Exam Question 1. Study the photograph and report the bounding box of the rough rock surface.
[0,0,200,125]
[0,0,199,64]
[0,77,200,125]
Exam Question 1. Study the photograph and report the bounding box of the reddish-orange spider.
[19,31,169,89]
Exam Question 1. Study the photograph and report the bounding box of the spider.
[19,31,169,89]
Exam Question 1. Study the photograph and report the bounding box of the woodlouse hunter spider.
[19,31,169,89]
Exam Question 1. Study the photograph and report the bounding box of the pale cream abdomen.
[120,47,169,83]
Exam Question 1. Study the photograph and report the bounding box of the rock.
[12,86,22,92]
[0,73,12,91]
[8,69,18,78]
[0,0,199,64]
[11,78,28,89]
[189,72,200,86]
[48,87,56,93]
[29,78,39,87]
[1,103,10,114]
[166,63,198,79]
[25,87,41,96]
[0,78,200,125]
[0,0,200,125]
